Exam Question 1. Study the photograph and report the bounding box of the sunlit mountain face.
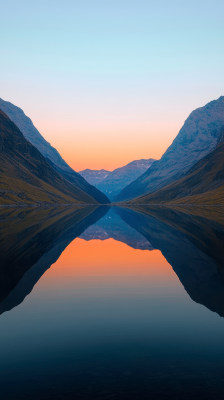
[0,206,224,399]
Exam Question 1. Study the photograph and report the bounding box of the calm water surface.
[0,206,224,399]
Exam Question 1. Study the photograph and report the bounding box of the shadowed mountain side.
[116,96,224,201]
[53,163,110,204]
[0,206,108,315]
[117,206,224,316]
[130,135,224,205]
[0,98,109,204]
[79,207,153,250]
[0,110,99,205]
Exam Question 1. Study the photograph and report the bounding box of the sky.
[0,0,223,171]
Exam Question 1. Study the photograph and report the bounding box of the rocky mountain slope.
[116,96,224,201]
[0,110,99,205]
[131,129,224,205]
[80,159,155,200]
[0,98,109,204]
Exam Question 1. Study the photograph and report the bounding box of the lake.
[0,205,224,399]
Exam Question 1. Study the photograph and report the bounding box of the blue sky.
[0,0,223,169]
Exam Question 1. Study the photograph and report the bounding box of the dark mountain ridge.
[0,98,109,204]
[0,110,99,205]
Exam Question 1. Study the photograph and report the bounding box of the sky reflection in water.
[0,206,224,399]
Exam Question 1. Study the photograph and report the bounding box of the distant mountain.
[131,129,224,205]
[0,110,99,205]
[0,98,109,204]
[80,159,155,200]
[116,96,224,201]
[79,169,110,186]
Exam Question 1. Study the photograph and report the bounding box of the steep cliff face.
[0,98,109,204]
[117,96,224,201]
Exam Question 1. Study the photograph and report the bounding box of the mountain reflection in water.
[0,205,224,400]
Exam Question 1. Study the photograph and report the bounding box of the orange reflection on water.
[42,238,174,284]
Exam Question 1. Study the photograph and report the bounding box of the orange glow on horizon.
[59,141,166,171]
[37,118,179,171]
[49,133,175,171]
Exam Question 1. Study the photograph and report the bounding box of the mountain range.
[116,96,224,202]
[0,95,224,206]
[0,98,109,204]
[79,159,155,200]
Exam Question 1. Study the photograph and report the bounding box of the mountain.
[79,169,110,186]
[116,96,224,201]
[0,98,109,204]
[80,159,155,200]
[0,110,100,205]
[131,131,224,205]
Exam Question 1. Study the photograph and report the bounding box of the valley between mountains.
[0,96,224,206]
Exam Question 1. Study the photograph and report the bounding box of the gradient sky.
[0,0,223,170]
